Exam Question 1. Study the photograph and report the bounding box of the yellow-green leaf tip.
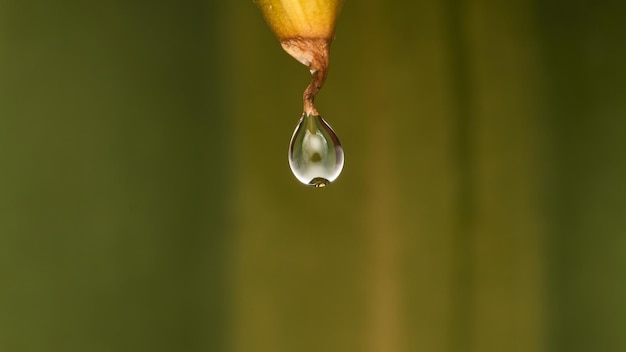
[253,0,343,41]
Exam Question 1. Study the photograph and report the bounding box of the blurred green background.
[1,0,625,351]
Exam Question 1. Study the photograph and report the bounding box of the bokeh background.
[1,0,625,351]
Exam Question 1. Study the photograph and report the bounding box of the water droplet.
[288,113,344,187]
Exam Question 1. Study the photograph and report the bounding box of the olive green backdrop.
[0,0,624,351]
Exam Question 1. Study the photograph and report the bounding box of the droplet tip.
[309,177,330,188]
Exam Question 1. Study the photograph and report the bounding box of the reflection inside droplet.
[288,113,344,187]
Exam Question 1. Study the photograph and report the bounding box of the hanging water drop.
[289,113,344,187]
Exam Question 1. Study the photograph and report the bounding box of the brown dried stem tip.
[252,0,343,115]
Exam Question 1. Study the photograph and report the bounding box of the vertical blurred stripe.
[464,0,544,351]
[358,2,404,352]
[0,1,231,351]
[537,1,626,351]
